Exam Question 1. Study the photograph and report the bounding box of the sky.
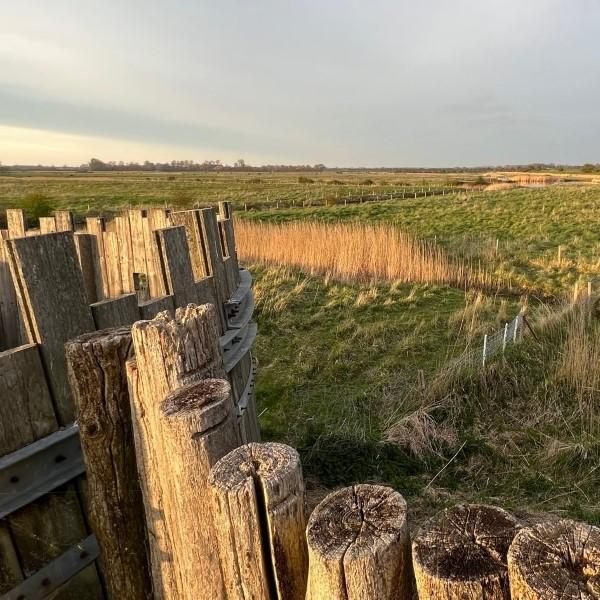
[1,0,600,167]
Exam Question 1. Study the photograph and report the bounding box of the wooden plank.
[54,211,75,232]
[6,209,26,239]
[138,294,175,320]
[127,210,147,276]
[170,209,210,280]
[0,345,104,598]
[7,232,95,425]
[198,208,228,330]
[0,233,21,351]
[142,213,167,298]
[91,294,140,329]
[220,217,240,288]
[155,226,199,308]
[74,234,101,305]
[103,231,123,298]
[85,218,108,300]
[39,217,57,235]
[195,276,219,308]
[115,215,134,293]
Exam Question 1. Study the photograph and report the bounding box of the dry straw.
[236,220,492,290]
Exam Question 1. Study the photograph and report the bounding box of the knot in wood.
[161,378,231,417]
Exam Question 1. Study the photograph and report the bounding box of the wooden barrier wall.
[0,203,257,599]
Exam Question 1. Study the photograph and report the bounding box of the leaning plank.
[170,209,210,280]
[413,504,520,600]
[508,519,600,599]
[0,233,21,350]
[66,328,151,600]
[156,226,199,308]
[91,293,139,329]
[6,232,95,424]
[209,442,307,600]
[6,209,26,238]
[306,484,411,600]
[127,305,232,599]
[74,233,101,304]
[55,211,75,232]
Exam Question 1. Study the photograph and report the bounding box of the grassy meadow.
[3,170,599,525]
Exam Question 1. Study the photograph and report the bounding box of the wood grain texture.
[7,232,95,424]
[74,233,101,304]
[306,484,411,600]
[86,217,109,300]
[138,294,175,320]
[412,504,519,600]
[209,442,307,600]
[65,327,151,600]
[127,303,230,599]
[508,519,600,599]
[156,226,200,308]
[39,216,57,234]
[0,232,21,350]
[91,293,140,329]
[6,209,26,238]
[55,211,75,232]
[170,209,210,280]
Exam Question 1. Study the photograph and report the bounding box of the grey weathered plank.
[156,226,199,308]
[170,209,210,280]
[138,294,175,320]
[7,232,95,425]
[74,233,101,305]
[91,294,140,329]
[0,233,21,350]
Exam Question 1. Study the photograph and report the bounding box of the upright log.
[127,304,235,599]
[65,327,151,600]
[412,504,520,600]
[55,211,75,232]
[508,519,600,599]
[306,484,411,600]
[6,209,26,238]
[209,442,307,600]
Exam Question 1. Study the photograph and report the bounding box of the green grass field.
[2,171,599,525]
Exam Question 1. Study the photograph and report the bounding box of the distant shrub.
[171,190,192,207]
[167,175,176,181]
[581,163,599,174]
[298,176,314,184]
[324,195,338,206]
[248,178,262,184]
[22,193,53,221]
[327,179,344,186]
[360,178,374,185]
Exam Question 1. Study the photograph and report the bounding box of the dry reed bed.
[236,221,493,289]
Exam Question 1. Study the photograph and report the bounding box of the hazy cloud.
[1,0,600,166]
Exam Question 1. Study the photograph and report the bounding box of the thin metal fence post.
[482,334,488,367]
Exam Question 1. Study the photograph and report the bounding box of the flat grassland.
[3,170,599,524]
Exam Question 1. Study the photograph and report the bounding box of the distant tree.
[234,159,245,168]
[89,158,107,171]
[581,163,599,173]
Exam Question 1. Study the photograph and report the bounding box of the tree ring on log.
[412,504,520,598]
[508,519,600,599]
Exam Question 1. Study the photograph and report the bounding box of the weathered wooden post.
[65,327,151,600]
[127,304,240,600]
[412,504,519,599]
[208,442,307,600]
[508,519,600,599]
[306,484,412,600]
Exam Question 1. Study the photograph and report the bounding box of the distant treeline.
[1,159,599,173]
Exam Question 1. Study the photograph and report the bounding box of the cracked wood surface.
[65,327,151,599]
[508,519,600,599]
[128,305,237,600]
[209,442,307,600]
[306,484,411,600]
[412,504,520,600]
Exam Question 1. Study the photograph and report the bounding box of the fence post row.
[0,204,258,598]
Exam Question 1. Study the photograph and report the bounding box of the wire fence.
[450,312,524,369]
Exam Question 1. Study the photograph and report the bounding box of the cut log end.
[307,484,408,560]
[508,519,600,599]
[161,378,231,417]
[209,442,300,493]
[66,326,132,347]
[412,504,520,599]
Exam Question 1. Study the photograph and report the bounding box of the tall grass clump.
[236,220,493,290]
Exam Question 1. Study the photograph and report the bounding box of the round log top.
[208,442,301,492]
[413,504,520,582]
[306,484,408,561]
[161,378,231,417]
[508,519,600,599]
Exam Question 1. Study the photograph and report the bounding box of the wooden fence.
[0,203,258,599]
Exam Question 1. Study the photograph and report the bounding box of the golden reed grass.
[236,220,493,289]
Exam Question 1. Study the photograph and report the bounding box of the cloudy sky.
[1,0,599,167]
